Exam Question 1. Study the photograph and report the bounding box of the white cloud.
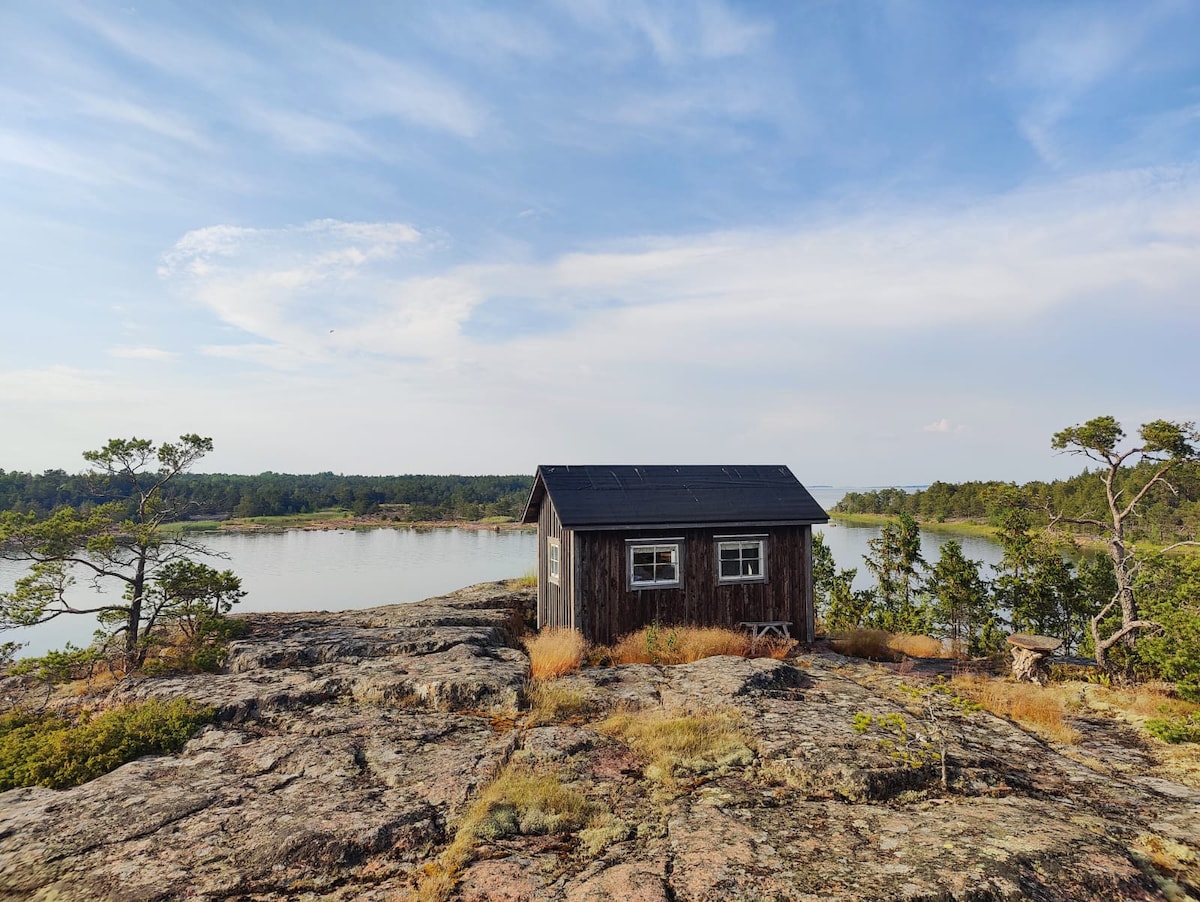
[923,418,967,434]
[161,167,1200,379]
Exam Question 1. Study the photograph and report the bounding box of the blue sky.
[1,1,1197,484]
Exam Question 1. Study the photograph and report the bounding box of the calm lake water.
[1,486,1005,658]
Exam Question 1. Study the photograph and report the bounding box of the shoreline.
[167,514,536,535]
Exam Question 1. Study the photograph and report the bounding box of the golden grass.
[416,764,592,902]
[888,634,946,658]
[829,629,945,661]
[511,568,537,589]
[609,626,751,665]
[952,675,1081,744]
[596,708,754,784]
[524,681,594,725]
[523,628,587,681]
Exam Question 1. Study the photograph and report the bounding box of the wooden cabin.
[520,465,829,645]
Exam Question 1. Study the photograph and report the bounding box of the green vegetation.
[821,416,1200,689]
[0,436,245,667]
[0,468,533,522]
[835,463,1200,550]
[1145,714,1200,744]
[597,709,753,785]
[417,764,592,901]
[0,697,215,790]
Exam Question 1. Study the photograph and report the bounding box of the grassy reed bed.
[607,625,792,665]
[829,629,945,661]
[952,675,1081,744]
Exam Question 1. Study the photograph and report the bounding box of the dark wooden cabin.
[520,465,829,645]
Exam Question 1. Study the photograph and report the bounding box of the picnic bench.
[738,621,792,642]
[1007,633,1062,685]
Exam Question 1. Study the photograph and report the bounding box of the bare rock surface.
[2,582,1199,901]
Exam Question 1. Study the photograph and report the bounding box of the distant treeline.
[0,470,534,521]
[833,460,1200,544]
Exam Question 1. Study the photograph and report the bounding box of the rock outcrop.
[1,581,1197,901]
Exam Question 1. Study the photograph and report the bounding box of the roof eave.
[519,469,546,524]
[555,518,829,531]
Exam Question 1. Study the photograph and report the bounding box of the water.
[1,527,537,658]
[809,486,1004,591]
[1,487,1006,659]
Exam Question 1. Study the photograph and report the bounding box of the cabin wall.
[537,499,576,630]
[575,525,811,645]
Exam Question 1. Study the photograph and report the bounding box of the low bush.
[141,615,249,676]
[1144,714,1200,744]
[0,697,215,790]
[523,628,587,680]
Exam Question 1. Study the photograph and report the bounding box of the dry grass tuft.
[609,625,751,665]
[829,629,945,661]
[523,628,587,681]
[415,764,592,901]
[829,629,893,660]
[888,634,946,658]
[597,708,754,784]
[525,681,594,725]
[952,675,1081,744]
[512,569,537,590]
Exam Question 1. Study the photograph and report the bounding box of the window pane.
[720,560,740,577]
[633,550,655,566]
[656,549,675,564]
[720,548,739,561]
[633,564,655,581]
[742,560,760,576]
[658,564,676,581]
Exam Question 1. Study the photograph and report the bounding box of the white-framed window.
[628,541,682,588]
[716,536,767,583]
[548,537,561,585]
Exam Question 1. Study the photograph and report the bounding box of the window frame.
[715,535,768,584]
[547,537,561,585]
[626,538,684,589]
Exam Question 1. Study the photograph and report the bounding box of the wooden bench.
[738,621,792,642]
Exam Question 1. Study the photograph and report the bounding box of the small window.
[628,542,681,588]
[548,537,561,586]
[716,538,766,583]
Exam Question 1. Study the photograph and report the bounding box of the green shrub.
[0,697,215,790]
[7,643,105,684]
[1145,714,1200,745]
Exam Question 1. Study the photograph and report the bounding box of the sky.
[1,1,1197,485]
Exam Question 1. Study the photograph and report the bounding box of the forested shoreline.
[0,470,534,522]
[833,460,1200,545]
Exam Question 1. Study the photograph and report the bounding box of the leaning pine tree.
[1050,416,1199,673]
[0,435,243,667]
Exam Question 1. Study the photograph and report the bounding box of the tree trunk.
[125,550,147,667]
[1010,645,1051,684]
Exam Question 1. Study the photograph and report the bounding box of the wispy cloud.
[1007,5,1175,166]
[160,167,1200,391]
[559,0,770,65]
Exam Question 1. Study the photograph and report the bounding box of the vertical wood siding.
[540,501,571,628]
[574,525,812,645]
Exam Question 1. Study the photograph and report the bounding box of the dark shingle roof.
[521,465,829,528]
